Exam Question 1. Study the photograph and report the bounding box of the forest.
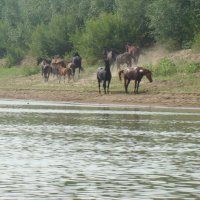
[0,0,200,66]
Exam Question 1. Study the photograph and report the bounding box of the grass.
[0,65,40,79]
[0,60,199,95]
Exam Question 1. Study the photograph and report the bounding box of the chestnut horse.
[119,67,152,93]
[57,66,73,83]
[125,44,141,64]
[97,59,112,94]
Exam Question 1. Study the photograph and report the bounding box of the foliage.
[150,58,177,76]
[181,62,200,73]
[0,21,9,57]
[0,0,200,65]
[6,46,24,67]
[30,15,75,57]
[192,32,200,52]
[71,13,123,62]
[147,0,192,50]
[21,66,40,76]
[149,58,200,76]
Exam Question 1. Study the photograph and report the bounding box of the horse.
[72,52,84,78]
[103,49,118,69]
[37,57,51,66]
[51,55,66,77]
[40,59,52,82]
[67,62,76,81]
[118,66,152,93]
[97,59,112,94]
[57,66,73,83]
[115,52,132,70]
[125,43,141,64]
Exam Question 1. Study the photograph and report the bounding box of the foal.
[97,59,112,94]
[57,67,73,83]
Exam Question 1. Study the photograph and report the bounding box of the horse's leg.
[124,78,127,93]
[126,79,130,93]
[78,67,80,79]
[103,80,106,94]
[134,80,138,93]
[98,78,101,94]
[124,78,130,93]
[68,74,70,83]
[128,57,132,67]
[107,80,110,94]
[136,80,140,93]
[73,68,76,80]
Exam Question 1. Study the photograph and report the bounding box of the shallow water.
[0,99,199,199]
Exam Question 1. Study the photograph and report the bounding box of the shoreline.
[0,92,200,110]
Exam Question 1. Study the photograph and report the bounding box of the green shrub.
[192,33,200,52]
[6,47,24,67]
[22,66,40,76]
[151,58,177,76]
[182,62,200,73]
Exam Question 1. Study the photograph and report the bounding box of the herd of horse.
[38,52,83,82]
[98,43,153,94]
[38,44,153,94]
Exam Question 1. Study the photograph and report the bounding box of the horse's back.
[72,56,82,67]
[123,67,139,80]
[97,67,105,80]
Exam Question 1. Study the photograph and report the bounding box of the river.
[0,99,199,199]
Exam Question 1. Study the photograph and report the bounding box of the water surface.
[0,99,199,199]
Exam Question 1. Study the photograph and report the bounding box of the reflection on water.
[0,100,200,199]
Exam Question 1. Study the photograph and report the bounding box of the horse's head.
[145,69,153,83]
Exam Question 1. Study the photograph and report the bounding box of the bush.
[182,62,200,73]
[21,66,40,76]
[151,58,177,76]
[6,47,24,67]
[192,32,200,52]
[150,58,200,77]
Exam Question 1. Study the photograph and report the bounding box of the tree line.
[0,0,200,66]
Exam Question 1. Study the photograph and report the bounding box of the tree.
[115,0,153,47]
[147,0,192,49]
[71,13,124,61]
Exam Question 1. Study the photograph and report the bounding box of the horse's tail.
[118,70,124,81]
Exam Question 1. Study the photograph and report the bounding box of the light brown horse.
[51,55,69,77]
[119,67,152,93]
[67,62,77,80]
[125,44,141,64]
[57,66,73,83]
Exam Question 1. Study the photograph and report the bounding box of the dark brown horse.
[72,52,84,78]
[40,59,52,82]
[97,59,112,94]
[125,44,141,64]
[119,67,152,93]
